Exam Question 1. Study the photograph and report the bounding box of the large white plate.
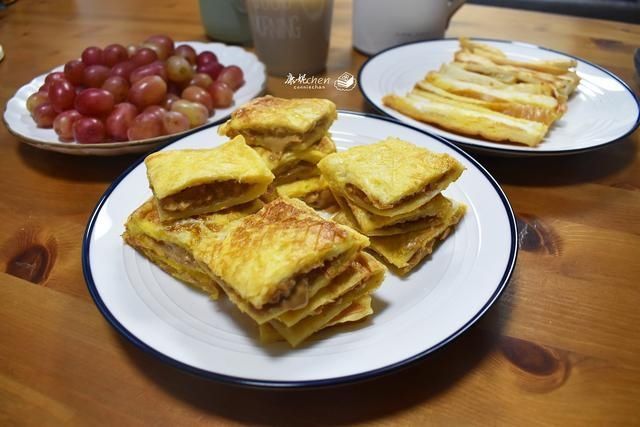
[359,38,640,156]
[3,41,265,156]
[83,112,517,387]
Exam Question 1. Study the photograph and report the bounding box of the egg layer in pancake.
[259,295,373,344]
[335,203,466,275]
[194,198,369,324]
[335,193,452,235]
[145,136,274,221]
[319,138,464,217]
[218,96,337,153]
[122,199,263,299]
[276,176,336,210]
[276,252,384,327]
[267,262,385,347]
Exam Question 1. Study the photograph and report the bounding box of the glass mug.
[199,0,252,45]
[246,0,334,76]
[353,0,466,55]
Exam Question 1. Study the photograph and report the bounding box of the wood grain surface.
[1,0,639,425]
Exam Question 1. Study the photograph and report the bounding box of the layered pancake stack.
[123,134,386,347]
[319,137,466,275]
[219,95,338,208]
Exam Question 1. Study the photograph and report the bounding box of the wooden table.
[1,1,639,424]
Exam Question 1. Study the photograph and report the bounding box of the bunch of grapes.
[25,35,245,144]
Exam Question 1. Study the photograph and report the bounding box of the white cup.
[353,0,465,55]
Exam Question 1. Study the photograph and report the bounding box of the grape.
[102,76,129,103]
[196,51,218,67]
[207,81,234,108]
[162,111,190,134]
[131,47,158,67]
[81,46,104,66]
[39,82,51,93]
[174,45,197,65]
[189,73,213,89]
[170,100,208,128]
[103,44,128,67]
[127,112,164,140]
[130,61,167,83]
[110,61,137,80]
[166,55,193,83]
[196,62,223,80]
[145,35,175,55]
[45,72,68,86]
[73,117,106,143]
[181,85,214,112]
[105,103,138,141]
[83,65,111,88]
[26,91,49,113]
[217,66,244,90]
[48,80,76,113]
[162,93,180,110]
[32,103,57,128]
[128,75,167,108]
[64,60,86,86]
[142,42,170,61]
[53,110,83,141]
[126,44,139,57]
[143,105,167,121]
[75,88,115,117]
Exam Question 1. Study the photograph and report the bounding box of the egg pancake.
[334,202,466,275]
[276,176,336,210]
[194,197,369,324]
[259,295,373,344]
[318,138,464,217]
[218,96,337,153]
[145,136,274,221]
[266,263,385,347]
[122,199,263,299]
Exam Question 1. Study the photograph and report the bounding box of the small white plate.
[83,112,517,387]
[359,38,640,156]
[3,41,265,156]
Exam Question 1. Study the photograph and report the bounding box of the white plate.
[3,41,265,156]
[359,38,640,156]
[83,112,517,387]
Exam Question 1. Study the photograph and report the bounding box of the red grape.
[39,82,51,93]
[131,47,158,67]
[196,62,223,80]
[73,117,106,143]
[83,65,111,88]
[162,111,190,134]
[110,61,137,80]
[217,66,244,90]
[102,76,129,103]
[81,46,104,66]
[105,102,138,141]
[48,80,76,113]
[207,81,233,108]
[196,51,218,67]
[127,112,164,140]
[26,91,49,113]
[64,60,86,86]
[181,85,214,112]
[143,105,167,121]
[45,72,68,86]
[75,88,115,117]
[128,75,167,108]
[170,100,208,128]
[174,44,197,65]
[145,35,175,55]
[130,61,167,83]
[53,110,83,141]
[32,103,57,128]
[126,44,139,57]
[166,55,193,83]
[189,73,213,89]
[103,43,128,67]
[162,93,180,110]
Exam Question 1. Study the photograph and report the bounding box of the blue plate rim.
[82,110,518,389]
[357,37,640,156]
